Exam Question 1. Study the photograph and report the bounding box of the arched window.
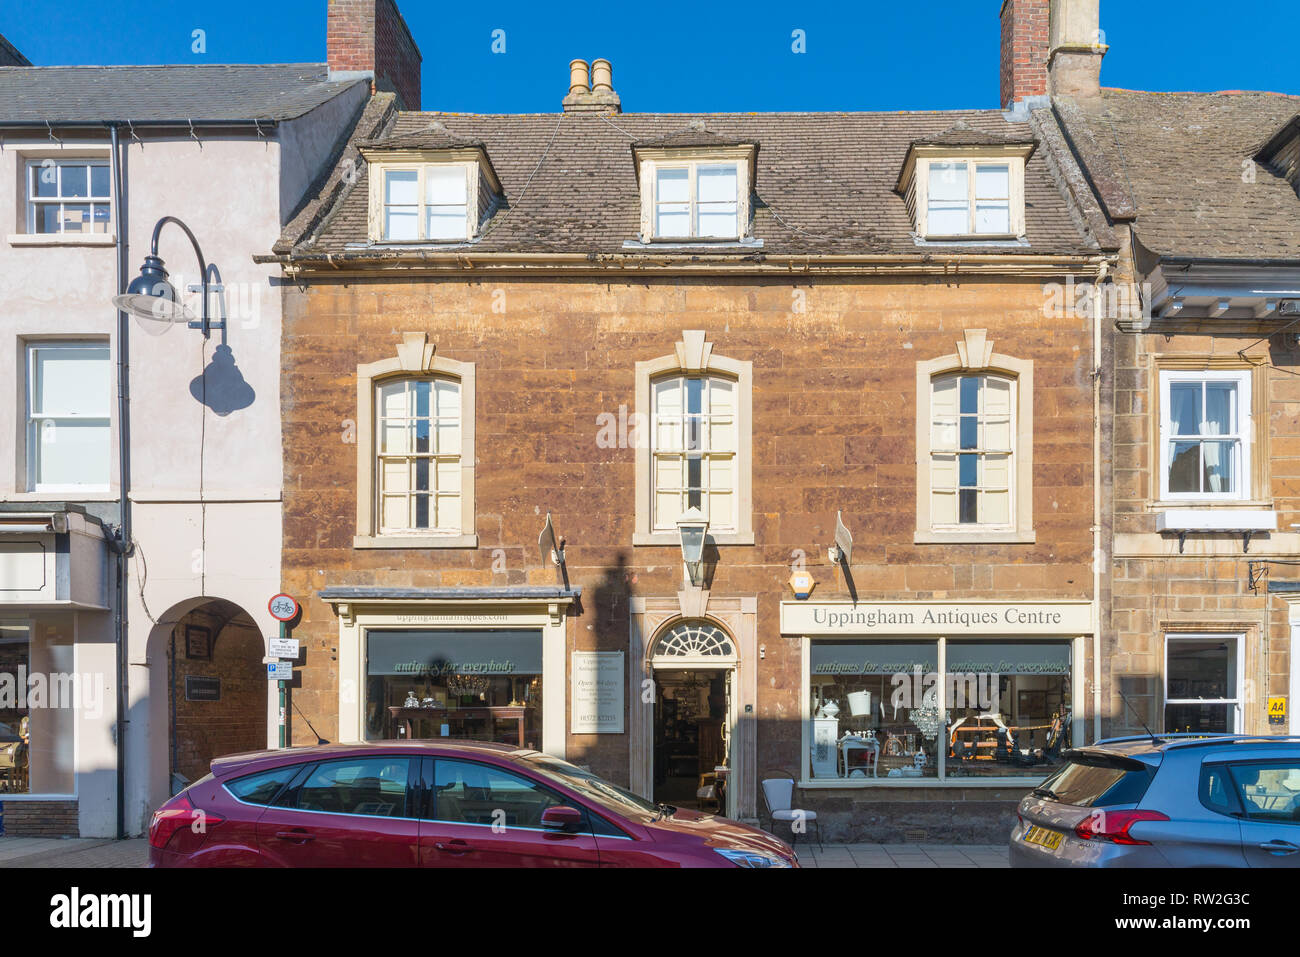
[652,620,736,665]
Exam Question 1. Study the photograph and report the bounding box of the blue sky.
[4,0,1296,113]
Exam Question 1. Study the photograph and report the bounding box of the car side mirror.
[540,805,583,832]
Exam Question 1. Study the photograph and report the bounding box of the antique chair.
[759,768,821,848]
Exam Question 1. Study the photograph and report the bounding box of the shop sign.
[571,652,624,734]
[391,614,512,625]
[184,676,221,702]
[1269,696,1287,725]
[783,601,1091,636]
[367,629,543,676]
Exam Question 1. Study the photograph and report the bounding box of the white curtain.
[1202,417,1223,493]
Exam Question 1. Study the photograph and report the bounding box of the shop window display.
[365,630,543,748]
[809,642,941,780]
[808,638,1073,782]
[944,641,1071,777]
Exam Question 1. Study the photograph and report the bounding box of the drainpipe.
[1092,258,1110,744]
[109,123,132,840]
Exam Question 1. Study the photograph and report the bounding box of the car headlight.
[714,847,793,868]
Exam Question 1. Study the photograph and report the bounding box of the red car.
[149,741,798,868]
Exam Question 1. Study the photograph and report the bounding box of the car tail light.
[148,794,225,851]
[1073,809,1169,846]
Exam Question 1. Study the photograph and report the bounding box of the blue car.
[1011,734,1300,867]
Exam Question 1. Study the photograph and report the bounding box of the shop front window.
[809,642,940,780]
[365,629,543,748]
[944,641,1072,778]
[0,621,75,795]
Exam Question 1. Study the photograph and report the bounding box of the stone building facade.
[1054,89,1300,740]
[265,29,1115,837]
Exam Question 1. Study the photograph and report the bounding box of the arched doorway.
[648,619,738,817]
[162,599,267,792]
[136,597,268,824]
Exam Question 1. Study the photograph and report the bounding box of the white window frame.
[375,376,463,536]
[651,161,740,240]
[633,331,754,547]
[24,158,112,236]
[354,333,476,549]
[1163,633,1244,734]
[25,341,112,494]
[366,158,485,244]
[914,332,1035,545]
[928,372,1017,532]
[635,148,754,243]
[903,151,1028,241]
[650,373,738,533]
[1158,369,1253,502]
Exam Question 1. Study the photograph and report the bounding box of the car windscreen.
[1035,754,1157,808]
[523,755,659,819]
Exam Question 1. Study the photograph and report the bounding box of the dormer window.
[653,162,740,239]
[927,161,1012,236]
[360,134,501,245]
[380,165,470,241]
[896,128,1033,242]
[634,137,755,243]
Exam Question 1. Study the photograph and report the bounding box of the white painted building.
[0,56,370,836]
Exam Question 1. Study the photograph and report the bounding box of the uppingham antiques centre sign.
[781,601,1092,636]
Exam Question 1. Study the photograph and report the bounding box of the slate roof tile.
[290,106,1103,258]
[1055,90,1300,261]
[0,63,365,124]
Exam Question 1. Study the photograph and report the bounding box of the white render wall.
[0,88,364,836]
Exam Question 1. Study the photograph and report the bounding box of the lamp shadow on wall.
[188,266,256,416]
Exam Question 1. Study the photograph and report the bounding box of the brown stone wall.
[281,273,1096,838]
[1107,230,1298,736]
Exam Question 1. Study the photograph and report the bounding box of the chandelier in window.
[446,673,489,698]
[908,706,950,741]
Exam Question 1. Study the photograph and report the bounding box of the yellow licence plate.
[1024,825,1064,850]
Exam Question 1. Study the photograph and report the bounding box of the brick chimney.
[327,0,422,110]
[1000,0,1050,110]
[1001,0,1105,109]
[0,32,30,67]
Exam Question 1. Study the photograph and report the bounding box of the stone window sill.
[914,529,1036,545]
[354,533,478,550]
[8,234,115,247]
[633,531,755,547]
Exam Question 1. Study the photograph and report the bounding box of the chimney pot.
[569,59,590,96]
[591,58,613,93]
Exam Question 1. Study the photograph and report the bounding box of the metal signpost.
[268,593,300,749]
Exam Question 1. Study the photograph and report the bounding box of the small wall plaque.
[185,676,221,702]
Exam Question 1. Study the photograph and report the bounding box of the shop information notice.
[571,651,624,733]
